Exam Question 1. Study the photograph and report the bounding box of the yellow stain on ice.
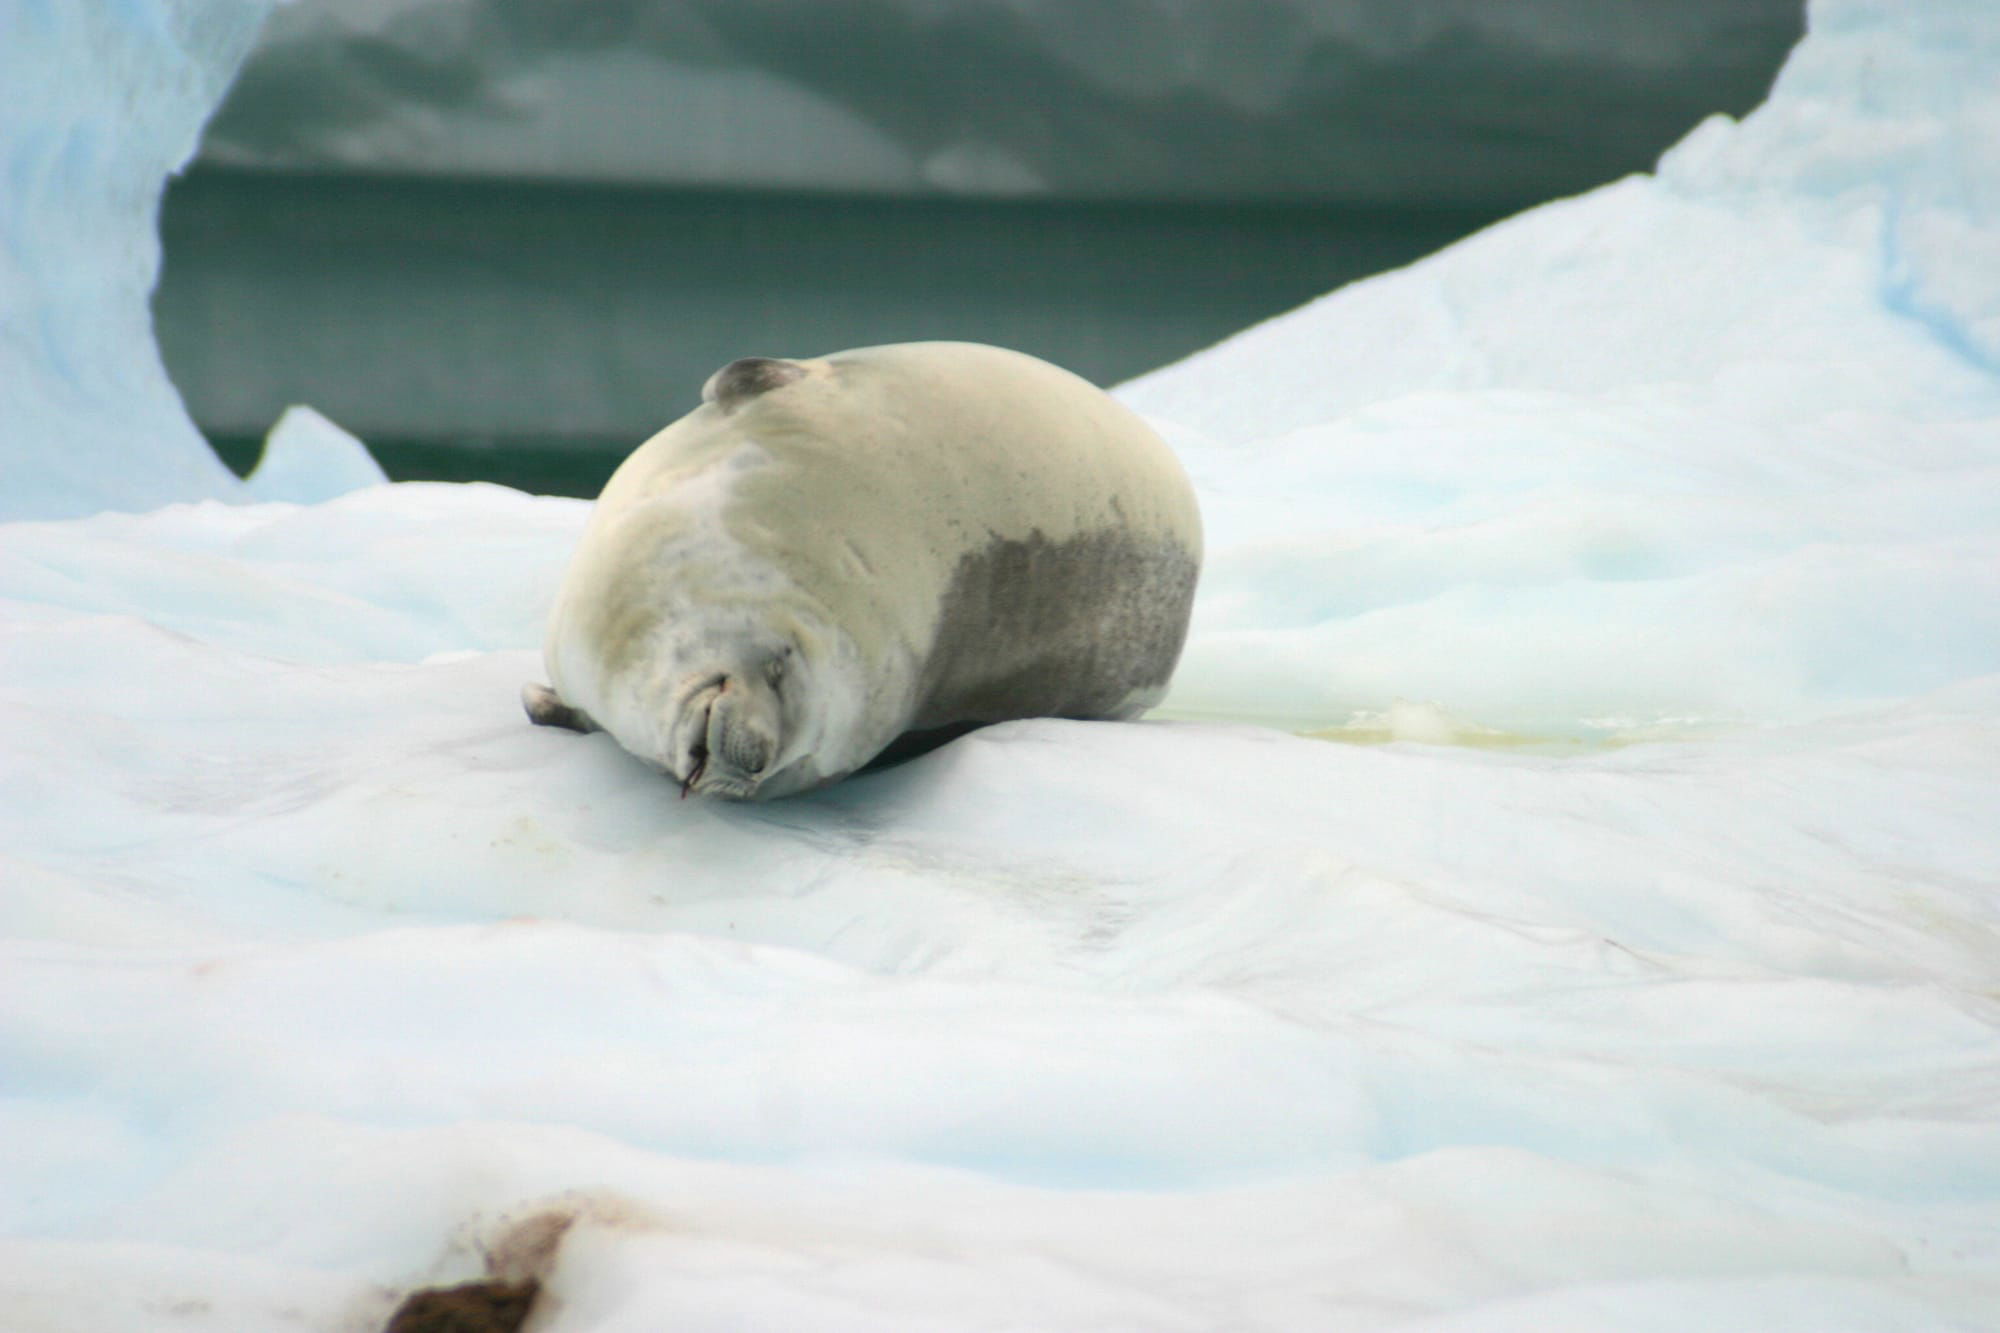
[1153,700,1725,754]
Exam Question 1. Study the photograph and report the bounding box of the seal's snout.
[705,680,778,789]
[717,718,772,777]
[674,671,782,799]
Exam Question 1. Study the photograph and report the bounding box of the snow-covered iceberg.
[3,1,1999,1330]
[1124,0,2000,738]
[0,0,266,521]
[0,0,386,524]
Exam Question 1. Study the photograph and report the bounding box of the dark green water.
[161,169,1506,498]
[206,430,637,499]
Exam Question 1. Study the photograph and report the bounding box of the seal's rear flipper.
[522,682,598,734]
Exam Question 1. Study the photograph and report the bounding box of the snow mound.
[1121,1,2000,740]
[240,404,390,504]
[1120,0,2000,433]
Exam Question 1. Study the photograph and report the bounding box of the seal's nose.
[722,732,770,776]
[710,685,773,777]
[673,670,782,798]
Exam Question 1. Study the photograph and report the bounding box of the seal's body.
[525,341,1201,799]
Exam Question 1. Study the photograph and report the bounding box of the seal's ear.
[702,357,806,412]
[522,682,598,733]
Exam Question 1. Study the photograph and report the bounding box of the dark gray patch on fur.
[704,357,806,412]
[909,526,1199,731]
[522,682,597,734]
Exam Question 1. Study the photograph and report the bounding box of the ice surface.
[3,503,1998,1328]
[4,0,2000,1330]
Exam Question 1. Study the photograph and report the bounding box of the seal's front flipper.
[522,682,598,734]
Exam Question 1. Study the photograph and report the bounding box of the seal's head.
[593,606,865,802]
